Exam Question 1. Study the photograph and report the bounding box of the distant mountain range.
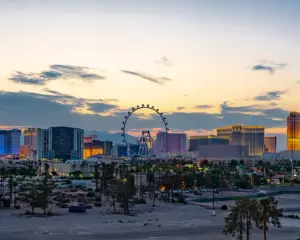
[84,130,138,144]
[20,130,138,145]
[20,130,137,145]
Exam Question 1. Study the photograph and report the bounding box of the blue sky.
[0,0,299,150]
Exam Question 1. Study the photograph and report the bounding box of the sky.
[0,0,299,150]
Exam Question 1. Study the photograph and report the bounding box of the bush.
[133,198,146,204]
[15,205,21,209]
[86,192,96,198]
[86,204,93,209]
[221,205,228,210]
[94,202,102,207]
[171,199,176,203]
[25,210,33,215]
[178,198,186,204]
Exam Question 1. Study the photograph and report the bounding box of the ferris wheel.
[121,104,169,157]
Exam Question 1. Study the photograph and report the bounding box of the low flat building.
[188,135,229,151]
[279,150,300,159]
[197,145,249,158]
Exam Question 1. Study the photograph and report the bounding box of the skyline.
[1,0,300,151]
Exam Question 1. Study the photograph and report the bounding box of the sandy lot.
[1,200,300,240]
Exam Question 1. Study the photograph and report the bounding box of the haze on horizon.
[0,0,299,151]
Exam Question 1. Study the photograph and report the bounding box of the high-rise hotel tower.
[217,124,264,156]
[287,112,300,151]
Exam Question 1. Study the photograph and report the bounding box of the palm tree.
[258,196,282,240]
[0,167,8,208]
[94,163,100,194]
[8,174,15,207]
[39,163,53,215]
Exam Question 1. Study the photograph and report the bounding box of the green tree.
[21,181,39,214]
[8,174,16,207]
[0,167,8,208]
[109,179,118,214]
[258,196,282,240]
[206,168,221,214]
[223,197,259,240]
[37,163,54,215]
[229,160,238,170]
[115,173,136,215]
[69,170,82,179]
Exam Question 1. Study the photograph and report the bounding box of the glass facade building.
[0,129,21,155]
[48,127,84,161]
[217,124,265,156]
[112,144,139,157]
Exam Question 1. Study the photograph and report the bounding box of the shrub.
[94,202,102,207]
[25,210,33,215]
[133,198,146,204]
[178,198,186,204]
[221,205,228,210]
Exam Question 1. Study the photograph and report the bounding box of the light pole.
[212,188,216,216]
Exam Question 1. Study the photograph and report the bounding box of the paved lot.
[1,201,300,240]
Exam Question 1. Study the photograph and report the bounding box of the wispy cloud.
[252,61,287,74]
[220,101,260,114]
[155,56,172,66]
[254,90,288,101]
[42,88,118,114]
[87,102,118,113]
[220,101,288,120]
[121,70,171,85]
[9,64,105,85]
[194,104,214,109]
[177,106,185,111]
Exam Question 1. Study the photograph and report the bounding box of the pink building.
[84,135,98,143]
[153,132,187,154]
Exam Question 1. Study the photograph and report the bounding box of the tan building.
[217,124,264,156]
[287,112,300,151]
[264,136,277,153]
